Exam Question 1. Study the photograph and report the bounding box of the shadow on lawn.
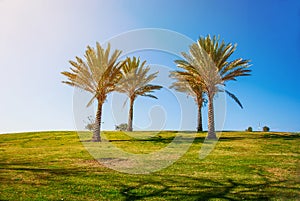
[1,162,298,200]
[107,132,299,144]
[193,133,300,143]
[107,136,176,143]
[260,133,300,140]
[119,174,297,201]
[79,131,299,147]
[0,162,90,180]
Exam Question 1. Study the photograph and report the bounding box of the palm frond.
[225,90,243,109]
[86,94,97,107]
[141,94,158,99]
[135,84,163,96]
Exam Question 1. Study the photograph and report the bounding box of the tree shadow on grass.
[193,133,300,143]
[0,162,299,200]
[119,174,298,201]
[88,133,299,145]
[0,163,91,186]
[107,136,176,143]
[192,136,247,144]
[260,133,300,140]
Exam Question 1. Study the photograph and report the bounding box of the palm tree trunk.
[207,95,217,140]
[197,103,203,132]
[127,97,134,132]
[92,100,102,142]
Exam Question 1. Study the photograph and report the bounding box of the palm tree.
[61,42,123,142]
[178,35,251,139]
[116,56,162,131]
[170,69,206,132]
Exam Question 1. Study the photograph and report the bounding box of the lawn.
[0,131,299,200]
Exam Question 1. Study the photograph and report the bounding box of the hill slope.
[0,131,299,200]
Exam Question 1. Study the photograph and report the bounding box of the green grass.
[0,131,299,200]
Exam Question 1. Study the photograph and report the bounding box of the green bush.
[263,126,270,132]
[246,126,253,132]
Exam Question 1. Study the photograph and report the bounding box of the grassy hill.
[0,131,299,200]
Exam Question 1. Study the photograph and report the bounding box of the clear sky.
[0,0,299,133]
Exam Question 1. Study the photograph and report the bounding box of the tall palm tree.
[178,35,251,139]
[61,42,123,142]
[117,56,162,131]
[170,69,206,132]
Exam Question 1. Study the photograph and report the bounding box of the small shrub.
[246,127,253,132]
[84,116,95,131]
[115,123,128,131]
[263,126,270,132]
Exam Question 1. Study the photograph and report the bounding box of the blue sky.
[0,0,299,133]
